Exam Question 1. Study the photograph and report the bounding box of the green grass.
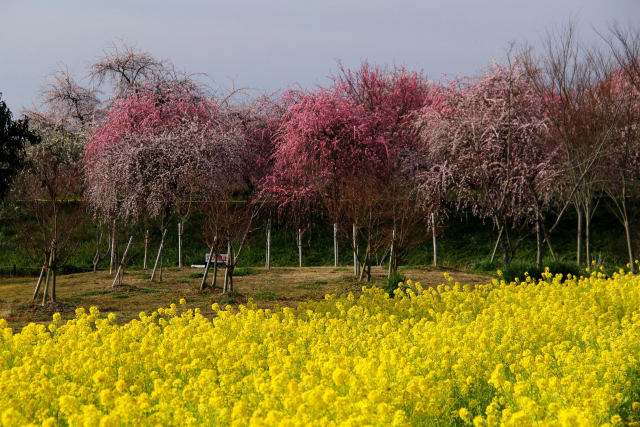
[220,291,244,305]
[77,290,110,297]
[233,267,259,276]
[253,291,279,301]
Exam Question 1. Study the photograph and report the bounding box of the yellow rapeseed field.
[2,267,640,426]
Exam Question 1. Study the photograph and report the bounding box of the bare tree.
[520,23,616,266]
[14,119,86,305]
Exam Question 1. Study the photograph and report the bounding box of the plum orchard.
[16,33,639,296]
[2,269,640,425]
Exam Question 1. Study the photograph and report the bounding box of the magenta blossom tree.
[265,63,436,279]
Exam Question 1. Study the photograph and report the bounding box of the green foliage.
[0,94,39,201]
[233,267,259,276]
[382,271,406,297]
[612,367,640,424]
[500,261,582,283]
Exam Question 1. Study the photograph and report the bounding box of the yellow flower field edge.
[2,268,640,426]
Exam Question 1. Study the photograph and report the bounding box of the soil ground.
[0,265,490,331]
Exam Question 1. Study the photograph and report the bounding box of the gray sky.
[2,0,639,113]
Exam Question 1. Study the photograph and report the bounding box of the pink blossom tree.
[85,84,215,279]
[263,87,381,277]
[265,63,435,280]
[335,63,437,276]
[417,62,560,266]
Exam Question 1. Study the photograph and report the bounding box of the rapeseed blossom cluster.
[2,269,640,426]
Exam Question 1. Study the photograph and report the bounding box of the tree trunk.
[229,242,234,292]
[223,240,232,294]
[51,248,56,303]
[212,258,218,289]
[624,218,634,268]
[41,261,51,306]
[585,203,591,267]
[500,228,513,265]
[151,229,167,281]
[297,228,302,268]
[333,223,338,267]
[112,236,134,288]
[178,222,183,268]
[431,213,437,267]
[143,229,149,270]
[536,218,543,270]
[265,218,271,269]
[353,224,359,277]
[576,205,582,266]
[42,243,55,306]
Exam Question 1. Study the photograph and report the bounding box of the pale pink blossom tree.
[417,62,560,265]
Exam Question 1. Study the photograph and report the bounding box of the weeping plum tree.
[85,85,214,279]
[86,42,204,270]
[417,62,559,266]
[196,105,262,293]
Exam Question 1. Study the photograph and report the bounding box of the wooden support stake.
[490,227,503,263]
[32,257,47,301]
[333,223,338,267]
[178,222,183,268]
[353,224,359,277]
[201,242,215,290]
[42,250,53,306]
[109,220,116,275]
[151,229,167,281]
[432,213,437,267]
[297,228,302,268]
[112,236,134,288]
[265,218,271,269]
[388,226,396,280]
[143,229,149,270]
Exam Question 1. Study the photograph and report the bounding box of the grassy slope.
[0,201,636,276]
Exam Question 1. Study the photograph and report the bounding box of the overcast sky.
[2,0,639,113]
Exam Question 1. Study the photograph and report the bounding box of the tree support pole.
[151,229,167,281]
[333,223,338,267]
[112,236,134,288]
